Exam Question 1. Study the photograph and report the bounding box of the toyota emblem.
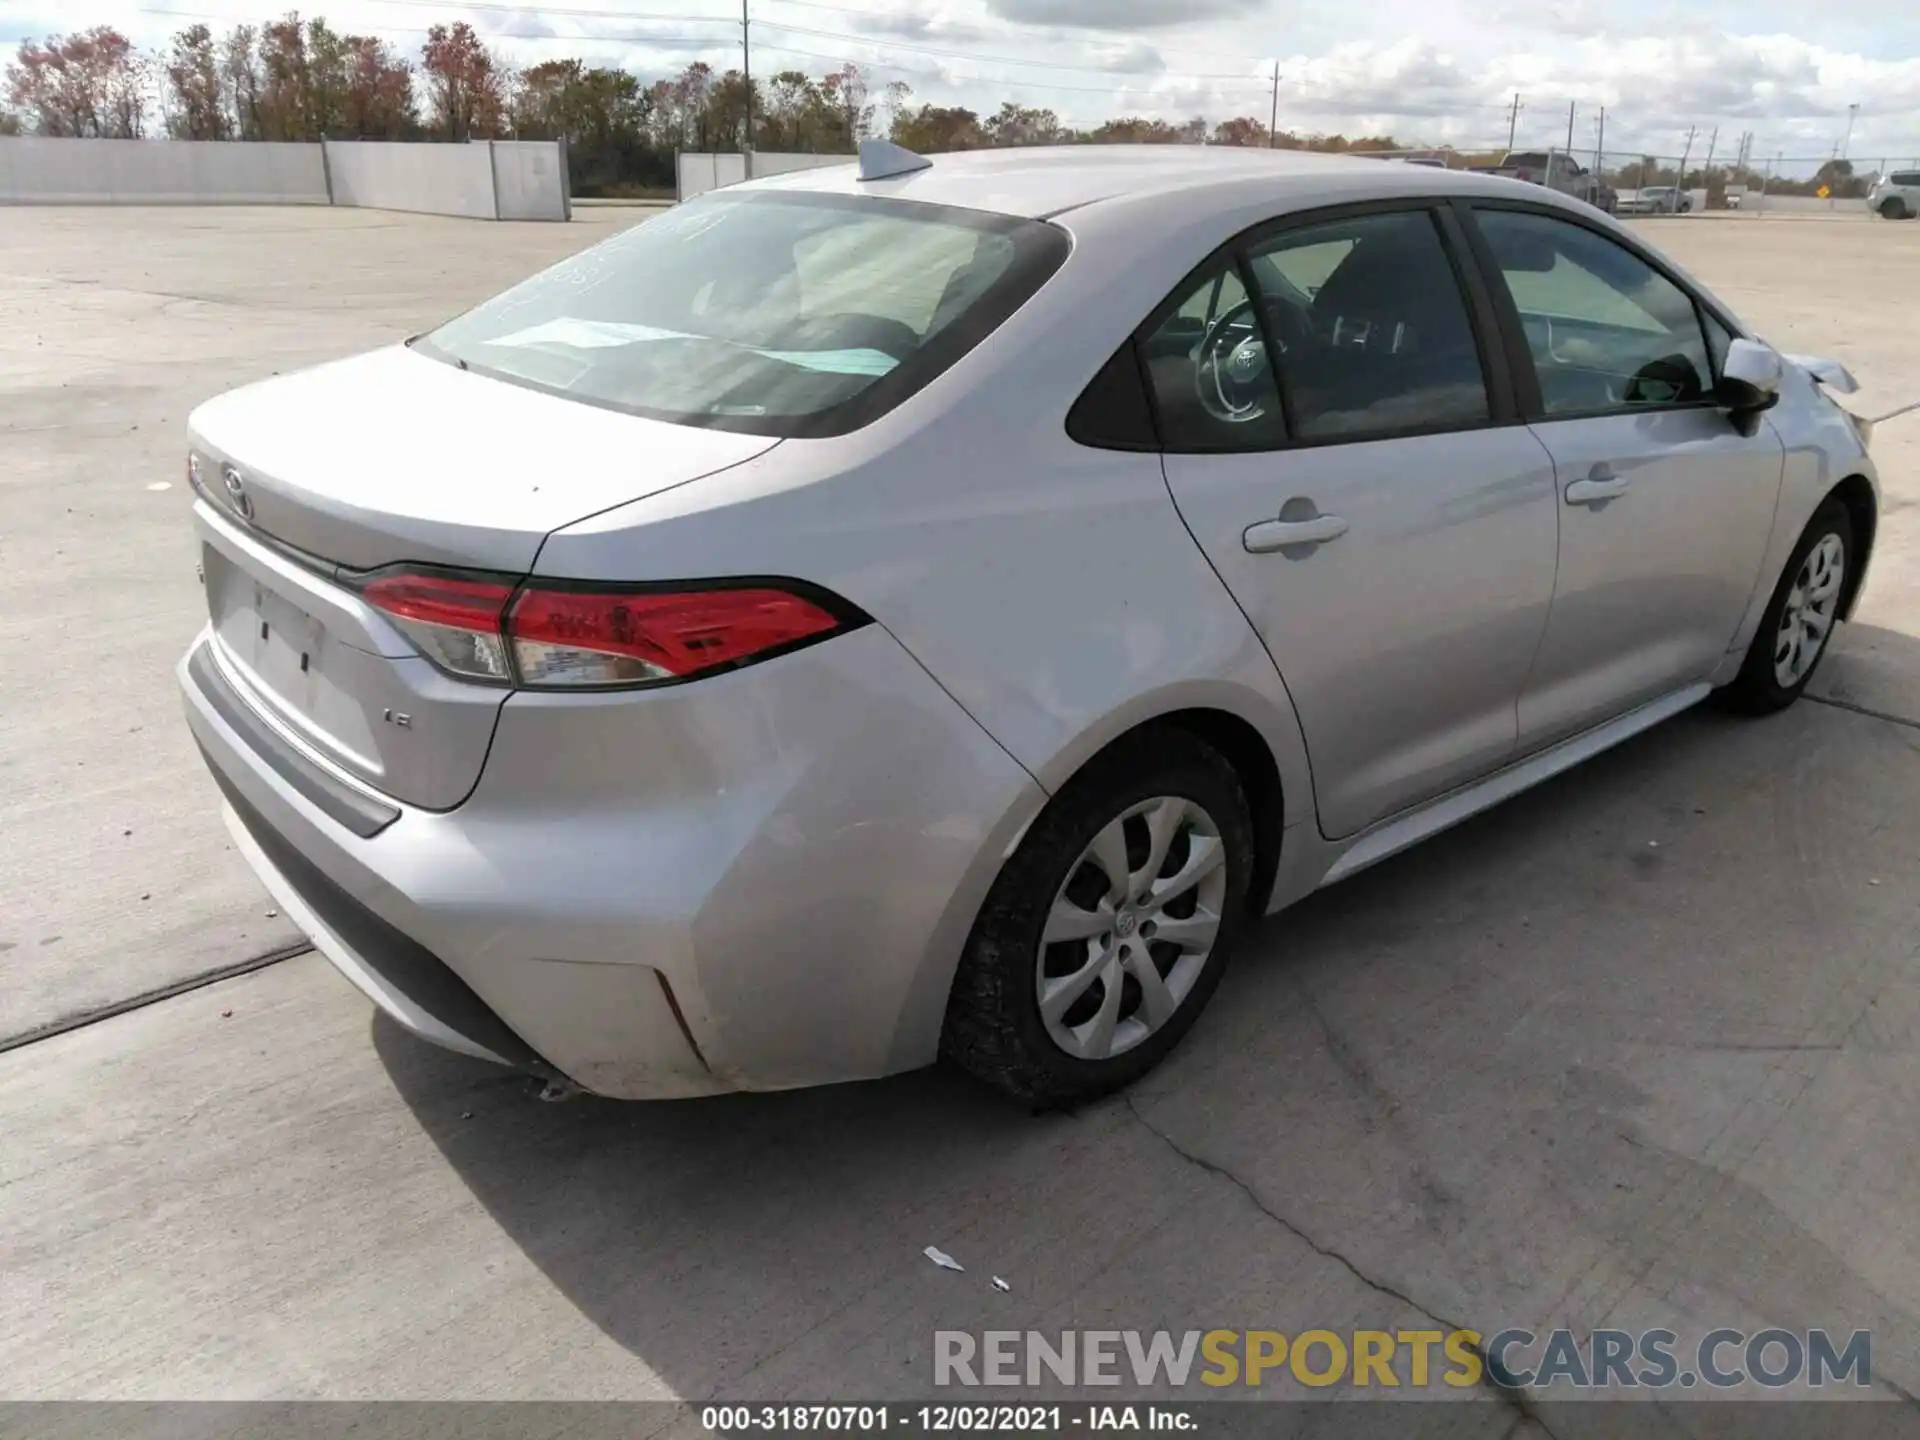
[221,464,254,521]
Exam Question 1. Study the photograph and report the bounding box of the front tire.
[1719,501,1853,714]
[1882,198,1912,220]
[942,729,1254,1107]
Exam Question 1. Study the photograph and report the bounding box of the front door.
[1153,206,1560,839]
[1467,206,1786,749]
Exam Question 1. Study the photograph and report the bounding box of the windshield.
[416,191,1069,438]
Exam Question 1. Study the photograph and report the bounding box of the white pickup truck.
[1486,150,1617,213]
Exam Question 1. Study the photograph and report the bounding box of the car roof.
[735,144,1549,221]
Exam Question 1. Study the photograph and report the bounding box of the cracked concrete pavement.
[3,208,1920,1418]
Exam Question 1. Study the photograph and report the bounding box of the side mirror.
[1718,338,1783,422]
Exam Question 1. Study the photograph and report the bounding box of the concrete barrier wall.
[321,138,495,218]
[0,137,569,220]
[676,151,850,201]
[676,152,746,202]
[0,137,328,204]
[750,152,855,180]
[1744,194,1870,215]
[489,140,571,221]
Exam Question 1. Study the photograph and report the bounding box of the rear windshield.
[1506,153,1551,168]
[415,191,1069,438]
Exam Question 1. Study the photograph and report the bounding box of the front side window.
[1246,210,1491,441]
[1476,208,1714,416]
[416,192,1068,437]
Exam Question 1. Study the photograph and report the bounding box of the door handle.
[1244,513,1349,553]
[1565,467,1630,506]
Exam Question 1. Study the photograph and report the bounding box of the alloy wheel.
[1773,532,1846,688]
[1036,796,1228,1061]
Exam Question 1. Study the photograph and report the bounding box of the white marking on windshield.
[484,318,900,378]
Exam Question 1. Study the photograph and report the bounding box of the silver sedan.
[179,144,1880,1106]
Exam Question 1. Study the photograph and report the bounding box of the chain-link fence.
[1360,143,1920,217]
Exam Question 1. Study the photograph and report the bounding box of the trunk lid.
[188,344,779,573]
[188,345,779,810]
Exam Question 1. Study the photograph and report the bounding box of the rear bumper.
[180,626,1044,1099]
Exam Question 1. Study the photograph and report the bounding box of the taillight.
[361,570,862,690]
[510,585,849,687]
[363,571,515,683]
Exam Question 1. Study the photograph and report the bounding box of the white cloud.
[982,0,1265,29]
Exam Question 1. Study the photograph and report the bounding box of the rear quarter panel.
[536,196,1317,858]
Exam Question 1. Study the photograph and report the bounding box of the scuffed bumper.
[180,624,1045,1098]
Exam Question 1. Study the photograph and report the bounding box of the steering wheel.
[1194,297,1309,424]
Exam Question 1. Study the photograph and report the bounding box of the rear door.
[1155,204,1560,839]
[1460,203,1784,751]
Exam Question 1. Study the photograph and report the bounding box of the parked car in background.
[1621,186,1694,215]
[1490,150,1616,212]
[178,144,1879,1107]
[1870,170,1920,219]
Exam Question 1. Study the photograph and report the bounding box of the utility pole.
[1674,124,1696,212]
[1701,124,1717,203]
[1268,62,1280,149]
[1505,92,1523,151]
[741,0,754,176]
[1593,105,1606,171]
[1842,102,1858,159]
[1564,100,1575,156]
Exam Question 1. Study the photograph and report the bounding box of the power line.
[752,0,1269,68]
[136,4,723,43]
[749,16,1259,79]
[751,39,1270,98]
[131,6,1274,101]
[215,0,1263,85]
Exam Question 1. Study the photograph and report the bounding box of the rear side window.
[1140,260,1289,451]
[1245,210,1491,441]
[1068,342,1159,449]
[1892,171,1920,187]
[1138,209,1491,450]
[416,192,1069,438]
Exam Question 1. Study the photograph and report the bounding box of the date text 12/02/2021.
[702,1405,1196,1432]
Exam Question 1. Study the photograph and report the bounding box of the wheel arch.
[1030,705,1290,919]
[1151,709,1287,916]
[1828,473,1877,619]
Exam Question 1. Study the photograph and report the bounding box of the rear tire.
[942,729,1253,1107]
[1882,198,1912,220]
[1718,501,1853,715]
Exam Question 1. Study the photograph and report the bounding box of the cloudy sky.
[5,0,1919,168]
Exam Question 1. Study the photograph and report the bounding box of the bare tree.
[221,25,265,140]
[420,21,510,141]
[5,27,152,137]
[165,24,229,139]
